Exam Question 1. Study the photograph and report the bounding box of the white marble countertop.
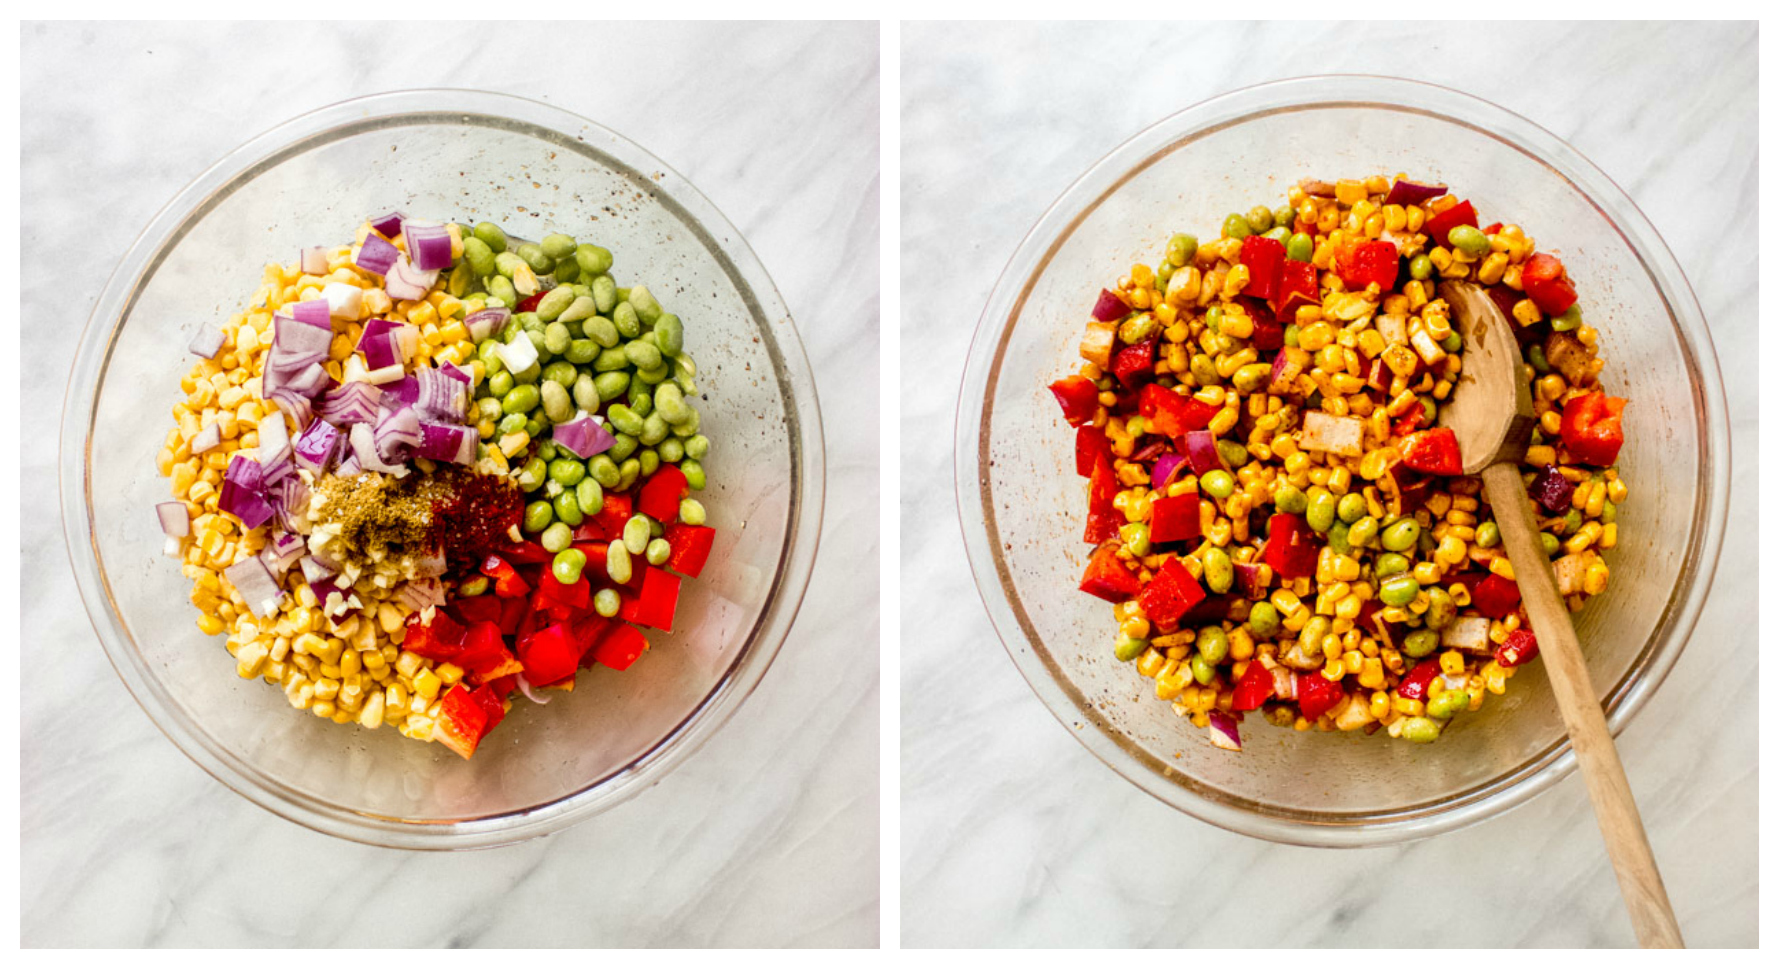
[21,21,879,947]
[900,21,1756,947]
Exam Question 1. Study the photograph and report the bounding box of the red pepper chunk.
[480,554,530,597]
[1231,660,1274,711]
[1495,629,1540,668]
[1239,235,1285,301]
[1396,661,1440,701]
[1400,427,1464,476]
[1270,259,1320,324]
[1084,452,1121,544]
[1138,383,1220,438]
[1471,574,1522,619]
[1109,335,1157,386]
[592,623,649,671]
[1260,513,1319,580]
[433,683,509,760]
[1075,425,1111,477]
[500,541,554,565]
[1136,557,1205,630]
[402,610,467,662]
[518,623,583,687]
[1049,375,1100,427]
[516,289,549,314]
[454,620,525,684]
[1336,240,1399,292]
[663,524,715,578]
[1295,671,1345,722]
[534,569,591,613]
[1522,252,1579,316]
[1079,545,1141,603]
[1148,493,1203,544]
[638,464,689,523]
[617,567,681,632]
[453,594,503,627]
[1423,199,1478,248]
[1560,392,1627,466]
[590,493,634,541]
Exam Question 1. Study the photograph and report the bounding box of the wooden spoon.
[1438,281,1682,948]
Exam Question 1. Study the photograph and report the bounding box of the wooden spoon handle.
[1480,462,1683,948]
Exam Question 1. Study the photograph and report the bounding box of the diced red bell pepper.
[1270,259,1320,323]
[1075,425,1111,477]
[1392,407,1426,438]
[662,524,715,578]
[434,683,506,759]
[1231,660,1275,712]
[1336,240,1399,292]
[1136,557,1205,631]
[1260,513,1319,580]
[617,566,681,632]
[1396,661,1440,701]
[1399,427,1464,476]
[1148,493,1203,544]
[1295,671,1346,722]
[1049,375,1101,427]
[500,541,554,565]
[1084,452,1121,544]
[1494,629,1540,668]
[1109,335,1157,386]
[1091,288,1129,322]
[638,464,689,523]
[534,569,592,614]
[1471,574,1523,620]
[402,610,467,662]
[480,555,531,597]
[1239,235,1285,301]
[569,615,613,668]
[1249,317,1284,351]
[515,289,549,314]
[1423,199,1478,248]
[486,674,519,698]
[455,620,523,684]
[1079,545,1141,603]
[1482,222,1503,235]
[1560,391,1626,466]
[1522,252,1578,317]
[517,623,584,687]
[1138,383,1220,438]
[496,596,528,636]
[453,594,503,627]
[583,493,633,541]
[592,623,649,671]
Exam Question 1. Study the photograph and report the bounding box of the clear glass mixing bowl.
[60,90,824,849]
[956,76,1727,846]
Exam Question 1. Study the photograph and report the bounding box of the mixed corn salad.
[157,213,717,758]
[1051,174,1628,749]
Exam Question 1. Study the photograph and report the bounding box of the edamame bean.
[548,457,586,487]
[1541,532,1561,556]
[494,251,527,279]
[638,449,660,476]
[1380,517,1421,551]
[541,322,572,356]
[558,295,596,325]
[1232,363,1272,394]
[1201,469,1235,500]
[624,339,663,372]
[540,232,577,261]
[463,237,496,278]
[1165,233,1197,267]
[553,491,584,527]
[627,285,662,325]
[487,275,518,307]
[552,548,587,584]
[608,433,638,462]
[1552,305,1582,332]
[1223,213,1253,239]
[1184,653,1212,685]
[593,588,621,618]
[1375,552,1409,577]
[458,575,490,597]
[517,457,548,492]
[654,383,689,426]
[576,477,602,513]
[1202,547,1233,594]
[1424,587,1457,630]
[645,538,672,567]
[523,500,554,532]
[1198,625,1230,664]
[502,384,540,416]
[1327,521,1352,554]
[680,459,705,491]
[1336,493,1366,524]
[1441,331,1463,353]
[1274,204,1295,231]
[551,256,580,284]
[1401,717,1442,743]
[591,274,617,314]
[1426,689,1469,720]
[537,441,557,463]
[587,371,625,404]
[1403,630,1440,658]
[497,413,527,436]
[672,352,698,394]
[616,457,641,493]
[1346,516,1378,549]
[537,288,575,323]
[1408,254,1432,281]
[626,380,653,417]
[575,243,613,277]
[606,404,644,437]
[1447,225,1489,257]
[1300,616,1332,655]
[540,381,573,423]
[635,363,670,386]
[613,302,640,338]
[654,314,684,356]
[1306,487,1337,532]
[1245,205,1274,233]
[1286,232,1313,262]
[679,498,706,526]
[517,243,552,275]
[1205,306,1223,333]
[1283,324,1301,347]
[487,370,516,399]
[1247,602,1281,637]
[640,412,669,447]
[1114,634,1147,662]
[525,417,544,439]
[565,338,599,364]
[541,521,572,553]
[684,434,710,460]
[594,347,630,372]
[605,541,632,583]
[583,315,620,348]
[541,361,576,388]
[1262,226,1289,242]
[563,374,593,413]
[476,397,505,425]
[472,221,507,253]
[1475,521,1500,548]
[1379,574,1422,607]
[590,455,621,488]
[623,514,652,555]
[1274,482,1307,514]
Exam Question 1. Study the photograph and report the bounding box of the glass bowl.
[60,89,824,849]
[956,75,1727,846]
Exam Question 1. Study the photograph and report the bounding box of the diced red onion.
[397,577,446,611]
[1383,179,1448,207]
[1091,288,1129,322]
[384,375,420,408]
[375,405,421,462]
[550,413,614,458]
[189,327,225,359]
[300,247,329,275]
[1151,453,1186,488]
[514,672,552,706]
[257,413,291,466]
[384,257,437,301]
[298,555,337,586]
[438,362,473,389]
[261,453,295,489]
[419,422,475,464]
[309,575,355,618]
[262,531,306,579]
[321,282,362,320]
[293,419,342,474]
[157,501,189,556]
[414,367,466,422]
[355,234,399,275]
[1234,562,1267,600]
[289,300,330,326]
[363,363,407,385]
[1207,711,1242,751]
[287,362,330,397]
[335,451,362,476]
[1185,430,1226,476]
[273,313,334,356]
[357,325,402,371]
[317,382,383,426]
[190,423,222,455]
[350,421,406,473]
[369,210,406,239]
[219,455,274,530]
[400,220,453,272]
[395,324,419,361]
[464,308,509,342]
[269,475,310,533]
[224,556,285,619]
[495,330,538,373]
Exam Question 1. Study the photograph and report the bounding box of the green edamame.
[1201,547,1233,594]
[1274,482,1307,514]
[623,514,652,555]
[608,433,638,462]
[552,548,587,585]
[1201,469,1235,500]
[1222,213,1252,239]
[1423,587,1457,630]
[645,538,672,567]
[1198,625,1230,664]
[540,521,572,553]
[1306,487,1337,533]
[1336,493,1366,524]
[679,498,706,526]
[1114,634,1147,662]
[523,500,554,532]
[613,302,640,339]
[594,371,630,403]
[517,457,548,492]
[593,588,621,618]
[1403,630,1440,659]
[472,221,507,253]
[607,405,644,437]
[1381,518,1421,552]
[590,455,621,489]
[1375,552,1409,577]
[591,275,617,314]
[576,477,602,514]
[537,287,575,323]
[548,457,586,487]
[1475,521,1500,549]
[1401,717,1442,743]
[605,541,633,584]
[1379,574,1421,607]
[501,384,540,416]
[1426,690,1469,720]
[575,243,613,277]
[684,434,710,460]
[680,458,706,491]
[541,381,573,423]
[1247,602,1281,637]
[552,491,584,527]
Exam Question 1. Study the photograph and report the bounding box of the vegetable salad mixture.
[158,213,715,758]
[1051,175,1627,750]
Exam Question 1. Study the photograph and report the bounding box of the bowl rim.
[59,88,826,850]
[954,74,1729,847]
